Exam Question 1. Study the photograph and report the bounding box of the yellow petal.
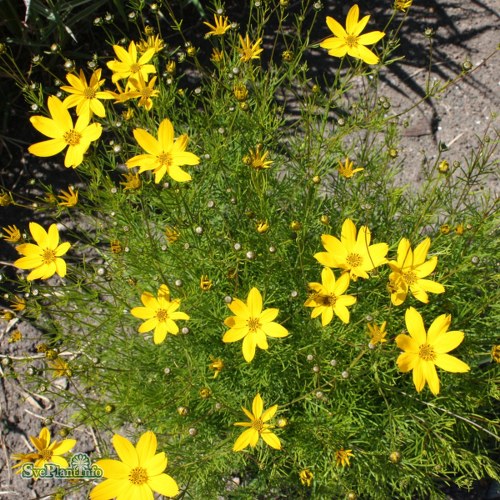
[341,219,357,251]
[352,14,370,36]
[30,116,63,139]
[167,164,192,183]
[90,478,131,500]
[158,119,174,148]
[64,145,85,168]
[233,428,254,451]
[396,351,418,372]
[153,322,169,344]
[136,431,157,464]
[334,304,350,324]
[259,308,279,323]
[320,37,346,51]
[133,128,162,156]
[357,30,385,46]
[413,237,431,265]
[426,314,451,344]
[242,333,257,362]
[55,242,71,257]
[432,330,465,354]
[28,138,67,158]
[397,238,412,268]
[395,333,419,353]
[325,15,347,38]
[223,327,248,343]
[405,307,426,345]
[321,307,334,326]
[412,360,426,392]
[334,271,350,295]
[52,438,76,455]
[255,329,269,350]
[228,297,249,317]
[261,404,278,422]
[327,46,349,58]
[29,222,48,246]
[261,430,281,450]
[47,95,73,131]
[423,361,440,395]
[351,44,380,65]
[262,322,288,338]
[94,459,129,479]
[415,256,438,278]
[434,353,470,373]
[112,434,139,468]
[147,473,179,498]
[252,393,263,418]
[345,4,360,34]
[142,452,167,476]
[247,287,263,317]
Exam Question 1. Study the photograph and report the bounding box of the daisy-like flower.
[48,357,71,378]
[233,394,281,451]
[115,74,159,110]
[396,307,470,395]
[204,14,231,36]
[299,469,313,486]
[320,4,385,65]
[11,452,40,474]
[210,48,225,63]
[57,186,78,207]
[314,218,388,280]
[165,226,180,243]
[120,172,142,191]
[90,431,179,500]
[28,96,102,168]
[239,34,263,62]
[60,68,113,119]
[20,427,76,470]
[2,224,22,243]
[107,41,156,84]
[208,355,224,378]
[130,284,189,344]
[367,321,387,346]
[338,157,364,178]
[137,34,165,54]
[395,0,413,12]
[304,267,356,326]
[9,295,26,312]
[14,222,71,281]
[126,118,200,183]
[223,287,289,363]
[244,144,273,170]
[388,237,445,306]
[335,448,354,467]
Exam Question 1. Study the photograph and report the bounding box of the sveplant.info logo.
[21,453,103,480]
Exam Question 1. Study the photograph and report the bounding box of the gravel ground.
[0,1,499,498]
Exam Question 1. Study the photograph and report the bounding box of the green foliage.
[1,1,499,498]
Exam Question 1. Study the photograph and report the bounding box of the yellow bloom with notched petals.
[320,4,385,65]
[126,118,200,184]
[204,14,231,36]
[130,284,189,344]
[304,267,356,326]
[314,219,388,280]
[233,394,281,451]
[107,41,156,84]
[28,96,102,168]
[23,427,75,470]
[60,68,113,119]
[90,431,179,500]
[239,34,263,62]
[223,287,288,363]
[396,307,470,395]
[388,237,445,305]
[14,222,71,280]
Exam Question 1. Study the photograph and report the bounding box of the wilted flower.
[57,186,78,207]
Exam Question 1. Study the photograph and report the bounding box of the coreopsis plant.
[2,1,499,498]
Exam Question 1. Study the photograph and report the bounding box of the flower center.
[346,253,363,268]
[63,129,81,146]
[141,87,153,98]
[251,418,264,432]
[42,248,56,265]
[402,270,418,285]
[83,87,97,99]
[345,34,359,48]
[130,63,141,73]
[156,308,169,322]
[128,466,148,485]
[247,317,261,332]
[418,343,436,361]
[40,449,53,461]
[319,294,336,307]
[158,152,173,168]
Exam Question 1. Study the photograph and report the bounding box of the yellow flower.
[396,307,470,395]
[239,34,263,62]
[245,144,273,170]
[126,118,200,184]
[320,4,385,65]
[8,330,23,343]
[204,14,231,36]
[304,267,356,326]
[11,452,40,474]
[60,68,113,119]
[26,427,76,469]
[49,357,72,377]
[57,186,78,207]
[14,222,71,281]
[120,172,142,191]
[388,237,445,305]
[395,0,413,12]
[137,34,165,54]
[335,448,354,467]
[210,48,225,63]
[28,96,102,168]
[223,287,289,363]
[367,321,387,346]
[491,345,500,363]
[200,275,213,291]
[0,191,13,206]
[2,224,22,243]
[233,83,249,101]
[107,41,156,84]
[113,74,159,111]
[90,431,179,500]
[10,295,26,311]
[256,220,269,233]
[130,284,189,344]
[314,218,388,280]
[338,157,364,178]
[299,469,313,486]
[165,226,180,243]
[233,394,281,451]
[208,355,224,378]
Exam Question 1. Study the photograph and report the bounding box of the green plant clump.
[1,1,498,498]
